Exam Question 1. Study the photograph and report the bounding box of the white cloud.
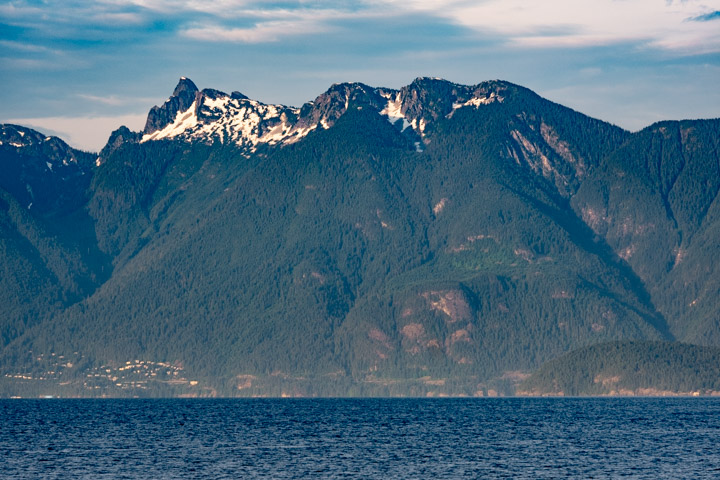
[180,7,360,43]
[89,11,146,24]
[182,14,334,43]
[182,9,351,43]
[377,0,720,53]
[174,0,720,52]
[6,114,148,152]
[8,0,717,52]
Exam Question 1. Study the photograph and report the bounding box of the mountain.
[0,77,718,397]
[571,120,720,345]
[133,77,514,156]
[0,125,107,351]
[0,124,95,215]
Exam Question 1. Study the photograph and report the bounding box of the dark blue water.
[2,398,720,479]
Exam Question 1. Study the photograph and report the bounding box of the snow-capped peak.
[135,77,517,154]
[140,88,315,152]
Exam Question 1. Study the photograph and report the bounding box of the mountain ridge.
[115,77,523,157]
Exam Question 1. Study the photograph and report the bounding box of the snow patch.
[142,90,319,152]
[286,125,318,143]
[380,94,410,131]
[260,121,293,144]
[140,84,442,152]
[141,100,199,142]
[452,92,501,110]
[202,96,229,111]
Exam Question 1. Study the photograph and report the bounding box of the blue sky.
[1,0,719,151]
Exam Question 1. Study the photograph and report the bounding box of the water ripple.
[2,398,720,479]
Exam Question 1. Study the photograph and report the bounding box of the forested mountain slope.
[0,78,717,397]
[518,341,720,396]
[572,120,720,344]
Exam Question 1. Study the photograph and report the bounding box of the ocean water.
[2,398,720,479]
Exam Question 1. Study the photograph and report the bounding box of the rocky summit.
[132,77,512,156]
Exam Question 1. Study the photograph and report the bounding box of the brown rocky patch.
[400,323,425,341]
[421,289,471,323]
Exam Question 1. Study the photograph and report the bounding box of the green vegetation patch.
[519,341,720,396]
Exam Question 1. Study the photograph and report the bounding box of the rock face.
[98,126,142,161]
[143,77,199,134]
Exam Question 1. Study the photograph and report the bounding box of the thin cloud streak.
[0,40,64,55]
[111,0,255,16]
[1,1,144,28]
[76,94,159,107]
[0,56,89,71]
[183,20,331,43]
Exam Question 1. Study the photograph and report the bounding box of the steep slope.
[572,119,720,343]
[0,126,109,348]
[336,94,667,389]
[0,124,94,215]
